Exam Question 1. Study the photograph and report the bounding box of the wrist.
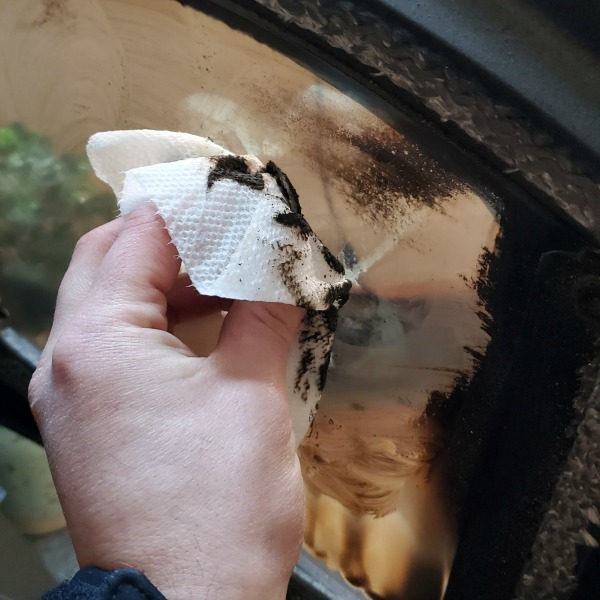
[74,530,298,600]
[144,556,293,600]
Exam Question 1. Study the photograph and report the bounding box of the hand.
[29,206,305,599]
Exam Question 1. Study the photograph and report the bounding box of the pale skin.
[28,206,305,599]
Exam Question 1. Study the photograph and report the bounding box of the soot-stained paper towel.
[87,130,351,446]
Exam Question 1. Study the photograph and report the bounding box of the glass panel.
[0,124,114,345]
[1,1,500,598]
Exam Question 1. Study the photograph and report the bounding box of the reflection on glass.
[1,1,502,598]
[0,124,113,344]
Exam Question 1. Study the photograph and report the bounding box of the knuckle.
[50,343,77,388]
[48,325,89,387]
[73,228,101,256]
[28,380,46,427]
[27,367,46,414]
[72,220,119,260]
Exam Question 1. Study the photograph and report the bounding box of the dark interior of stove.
[435,196,599,600]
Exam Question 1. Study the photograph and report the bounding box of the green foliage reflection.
[0,124,115,340]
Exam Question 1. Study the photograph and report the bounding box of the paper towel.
[87,130,351,445]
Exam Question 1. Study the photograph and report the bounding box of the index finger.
[47,216,122,348]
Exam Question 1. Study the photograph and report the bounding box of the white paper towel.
[87,130,351,445]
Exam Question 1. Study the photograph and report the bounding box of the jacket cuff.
[42,566,168,599]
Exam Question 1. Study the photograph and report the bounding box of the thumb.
[216,301,304,378]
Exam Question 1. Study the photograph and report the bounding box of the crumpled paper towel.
[87,130,351,446]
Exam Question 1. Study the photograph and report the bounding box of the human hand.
[28,206,305,599]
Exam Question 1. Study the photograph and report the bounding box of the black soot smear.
[251,85,464,229]
[207,155,265,191]
[275,241,312,309]
[265,160,302,213]
[274,212,312,240]
[294,309,341,403]
[266,160,351,406]
[268,159,346,276]
[332,129,463,228]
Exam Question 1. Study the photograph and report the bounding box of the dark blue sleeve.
[42,567,167,600]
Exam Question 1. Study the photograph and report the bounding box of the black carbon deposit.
[207,155,264,190]
[334,127,463,226]
[250,83,464,228]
